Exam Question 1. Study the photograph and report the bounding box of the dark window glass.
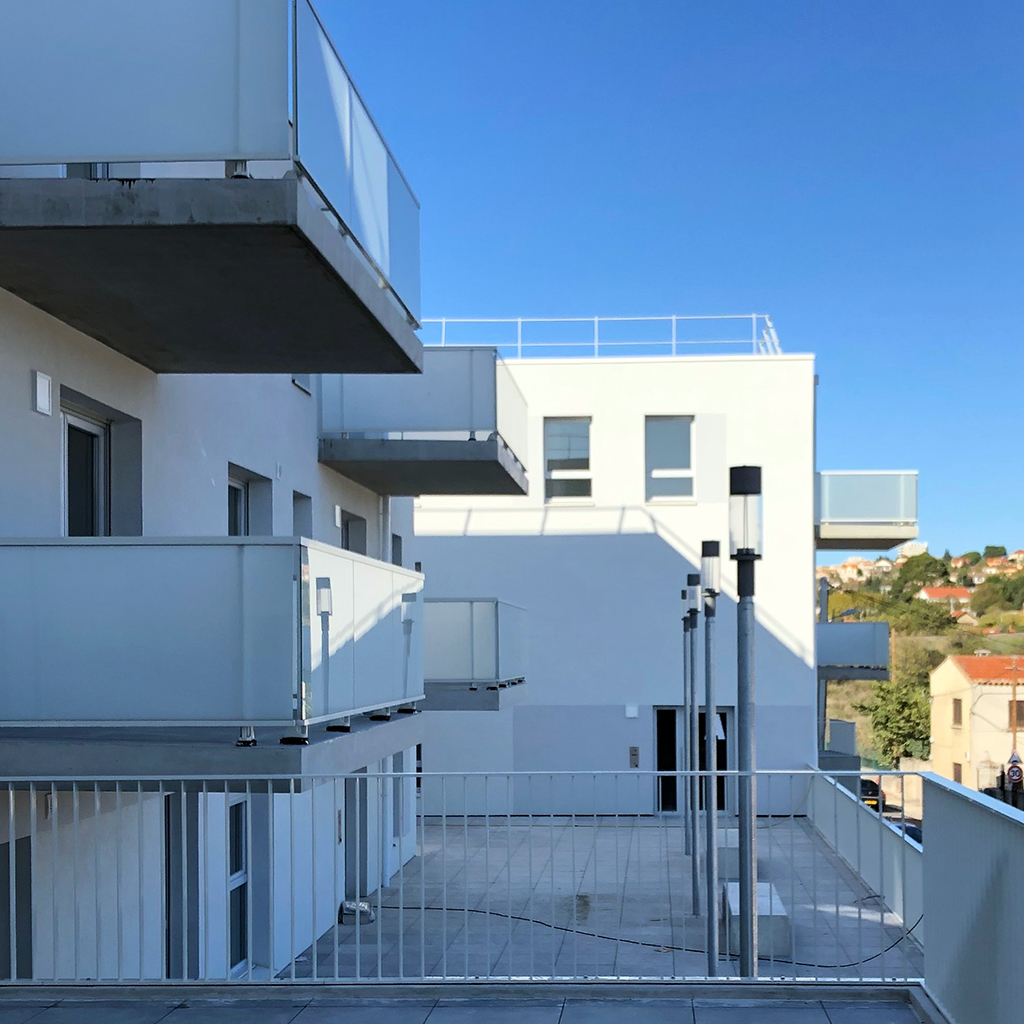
[545,478,592,500]
[229,883,247,967]
[645,416,693,501]
[544,418,590,472]
[67,425,98,537]
[229,803,245,877]
[391,533,403,567]
[228,483,247,537]
[952,698,962,727]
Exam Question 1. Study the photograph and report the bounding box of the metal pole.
[681,610,692,855]
[817,576,830,752]
[737,554,758,977]
[687,587,701,916]
[704,591,719,974]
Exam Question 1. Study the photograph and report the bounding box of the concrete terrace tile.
[560,998,695,1023]
[32,1003,180,1024]
[0,1006,57,1024]
[693,1000,831,1023]
[293,1006,434,1024]
[820,1002,922,1024]
[163,1002,307,1024]
[426,1003,564,1024]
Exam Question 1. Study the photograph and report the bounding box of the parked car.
[860,777,885,811]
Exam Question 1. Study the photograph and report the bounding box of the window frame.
[952,697,963,729]
[543,416,593,504]
[952,762,963,785]
[644,414,695,504]
[62,408,111,537]
[227,478,249,537]
[1009,699,1024,731]
[227,798,249,974]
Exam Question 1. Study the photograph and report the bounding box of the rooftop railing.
[0,0,420,321]
[421,315,782,359]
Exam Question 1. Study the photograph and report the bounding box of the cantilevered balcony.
[0,538,423,737]
[815,471,918,549]
[421,598,527,710]
[817,620,890,681]
[0,1,421,373]
[319,348,529,495]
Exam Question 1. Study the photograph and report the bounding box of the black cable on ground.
[378,903,923,970]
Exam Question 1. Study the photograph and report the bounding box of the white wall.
[808,773,923,946]
[415,355,818,784]
[0,286,414,558]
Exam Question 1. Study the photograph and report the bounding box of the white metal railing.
[0,0,420,321]
[0,538,423,733]
[0,770,929,985]
[421,315,783,359]
[817,471,918,526]
[423,599,528,687]
[319,348,529,472]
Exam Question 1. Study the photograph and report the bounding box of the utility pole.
[681,595,692,856]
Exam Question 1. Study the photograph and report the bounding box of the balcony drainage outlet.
[338,900,376,925]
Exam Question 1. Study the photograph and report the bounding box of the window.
[953,763,963,784]
[952,698,963,728]
[391,533,404,567]
[63,409,110,537]
[227,478,248,537]
[228,800,248,971]
[645,415,694,501]
[292,491,313,537]
[1009,700,1024,731]
[339,509,367,555]
[544,417,591,501]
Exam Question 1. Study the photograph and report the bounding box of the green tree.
[855,645,932,767]
[971,581,1007,616]
[984,546,1007,560]
[963,551,982,565]
[888,553,950,602]
[887,599,953,635]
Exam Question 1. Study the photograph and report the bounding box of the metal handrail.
[422,314,783,357]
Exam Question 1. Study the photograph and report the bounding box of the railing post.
[704,590,719,975]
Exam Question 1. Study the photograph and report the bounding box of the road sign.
[1008,751,1022,784]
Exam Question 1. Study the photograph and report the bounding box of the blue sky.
[320,0,1024,559]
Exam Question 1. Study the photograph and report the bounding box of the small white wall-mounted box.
[334,505,343,529]
[32,370,51,415]
[625,705,639,719]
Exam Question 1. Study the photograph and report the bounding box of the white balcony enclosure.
[816,621,890,681]
[421,599,527,711]
[0,0,421,373]
[319,348,528,495]
[815,471,918,549]
[0,538,423,730]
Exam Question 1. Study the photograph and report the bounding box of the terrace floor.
[288,815,923,982]
[0,994,929,1023]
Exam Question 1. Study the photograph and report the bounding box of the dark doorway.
[655,708,677,812]
[698,710,729,809]
[0,837,32,979]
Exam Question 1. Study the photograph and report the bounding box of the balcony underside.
[0,178,422,374]
[818,666,889,681]
[421,679,527,712]
[319,437,528,496]
[816,523,919,550]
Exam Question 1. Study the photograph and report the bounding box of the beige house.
[930,655,1024,790]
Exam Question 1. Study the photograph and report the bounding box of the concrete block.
[721,880,792,958]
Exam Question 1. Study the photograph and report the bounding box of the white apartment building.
[412,318,919,813]
[0,0,532,983]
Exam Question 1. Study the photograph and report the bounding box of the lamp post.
[687,572,702,915]
[701,540,721,975]
[681,592,692,855]
[730,466,762,977]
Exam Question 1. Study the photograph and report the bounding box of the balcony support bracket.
[236,726,257,748]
